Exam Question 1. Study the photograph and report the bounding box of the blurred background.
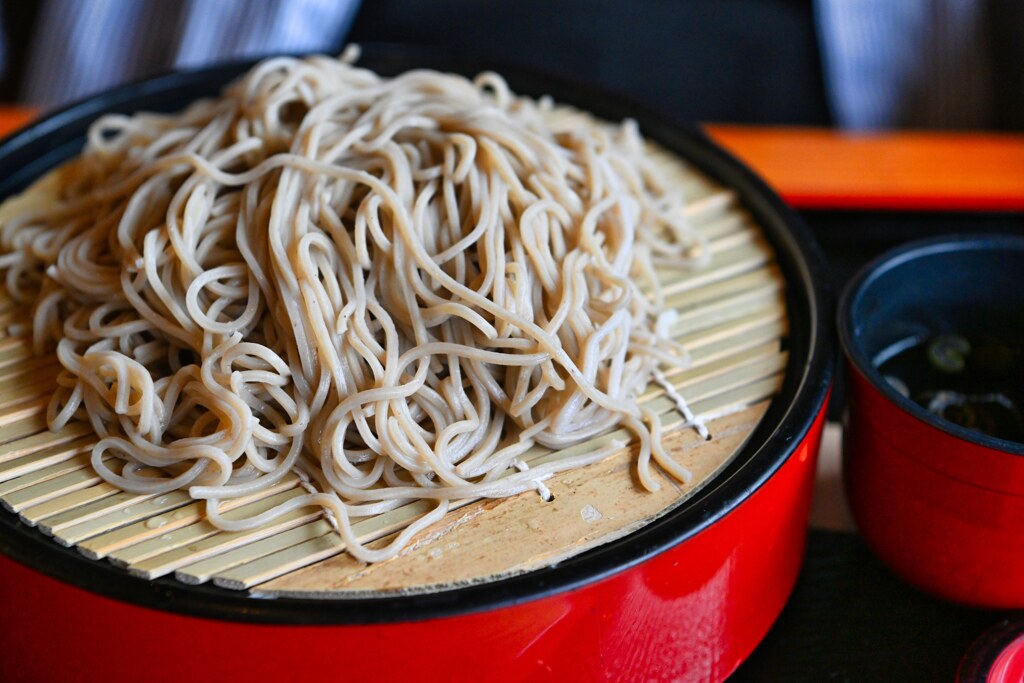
[0,0,1021,130]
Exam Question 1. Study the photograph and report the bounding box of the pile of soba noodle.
[0,51,709,562]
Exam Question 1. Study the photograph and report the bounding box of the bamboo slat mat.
[0,167,788,597]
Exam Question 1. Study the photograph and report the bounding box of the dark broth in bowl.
[878,333,1024,443]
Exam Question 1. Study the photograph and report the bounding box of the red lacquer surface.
[0,406,826,683]
[844,365,1024,608]
[988,635,1024,683]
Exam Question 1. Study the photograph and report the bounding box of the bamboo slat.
[125,491,323,579]
[78,475,300,559]
[106,488,312,569]
[0,437,96,487]
[176,519,335,585]
[0,423,93,465]
[16,482,119,523]
[0,340,32,368]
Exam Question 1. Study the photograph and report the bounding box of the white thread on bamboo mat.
[295,469,340,532]
[513,460,554,502]
[651,309,710,439]
[652,368,712,441]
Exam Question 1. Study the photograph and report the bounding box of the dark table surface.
[729,210,1024,683]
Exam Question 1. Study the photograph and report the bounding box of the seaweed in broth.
[878,333,1024,443]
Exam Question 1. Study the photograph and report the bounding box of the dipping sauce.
[877,333,1024,443]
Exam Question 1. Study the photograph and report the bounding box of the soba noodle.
[0,50,709,563]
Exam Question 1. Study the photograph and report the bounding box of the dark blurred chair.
[349,0,833,125]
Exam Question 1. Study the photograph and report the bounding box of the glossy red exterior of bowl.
[958,616,1024,683]
[844,366,1024,607]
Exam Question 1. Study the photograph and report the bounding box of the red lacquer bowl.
[958,616,1024,683]
[0,48,834,683]
[839,235,1024,608]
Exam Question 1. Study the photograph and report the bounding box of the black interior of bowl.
[840,235,1024,454]
[0,45,833,624]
